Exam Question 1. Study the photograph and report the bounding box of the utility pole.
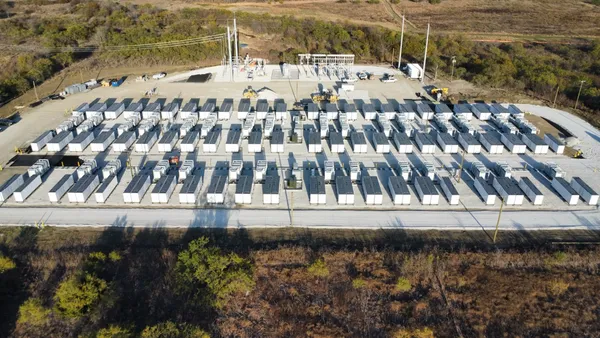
[32,81,39,101]
[457,150,465,183]
[553,85,560,108]
[421,22,430,84]
[493,199,504,243]
[227,25,233,82]
[574,80,585,110]
[233,16,239,76]
[450,56,456,82]
[398,14,405,70]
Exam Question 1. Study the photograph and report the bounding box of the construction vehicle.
[311,88,338,104]
[243,86,258,99]
[430,86,448,101]
[381,73,397,83]
[145,87,157,96]
[101,79,113,87]
[168,155,180,167]
[573,150,584,158]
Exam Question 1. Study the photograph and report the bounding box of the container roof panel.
[373,132,387,144]
[15,175,40,193]
[72,131,92,143]
[329,132,343,145]
[555,177,577,194]
[158,131,177,144]
[351,132,367,145]
[481,132,503,145]
[310,176,326,194]
[158,175,176,193]
[344,103,357,113]
[201,101,216,112]
[573,177,597,195]
[32,130,54,143]
[126,102,144,112]
[306,102,318,113]
[503,133,525,145]
[236,175,253,194]
[256,100,269,112]
[276,102,287,113]
[545,133,564,145]
[308,132,320,144]
[51,131,73,143]
[205,131,220,144]
[107,102,124,111]
[363,176,382,195]
[393,132,412,145]
[182,101,198,112]
[436,104,452,113]
[226,130,241,144]
[459,133,478,145]
[144,102,162,112]
[418,103,433,112]
[96,174,116,193]
[389,176,410,195]
[89,103,107,112]
[95,130,115,143]
[263,175,280,194]
[476,177,496,194]
[325,103,338,113]
[249,131,262,144]
[416,132,434,145]
[181,131,199,144]
[50,174,72,193]
[362,103,376,112]
[271,131,284,144]
[237,99,251,112]
[496,177,522,195]
[523,133,546,145]
[381,103,394,113]
[399,103,415,113]
[0,174,21,191]
[181,175,202,194]
[437,132,458,145]
[472,103,491,113]
[521,177,542,195]
[220,99,233,112]
[416,176,436,195]
[335,176,353,194]
[442,177,458,195]
[454,104,470,113]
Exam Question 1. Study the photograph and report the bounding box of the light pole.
[574,80,585,110]
[450,56,456,82]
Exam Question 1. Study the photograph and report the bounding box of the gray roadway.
[0,207,598,230]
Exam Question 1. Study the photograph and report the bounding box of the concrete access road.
[0,207,598,230]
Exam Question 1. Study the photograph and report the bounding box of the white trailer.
[270,130,285,153]
[440,177,460,205]
[225,129,241,153]
[48,174,75,202]
[105,102,125,119]
[30,130,55,152]
[306,102,319,120]
[112,131,136,152]
[123,174,151,203]
[362,103,377,120]
[474,177,496,205]
[219,99,234,120]
[479,132,504,154]
[570,177,599,206]
[470,103,492,121]
[157,131,178,153]
[207,175,228,204]
[180,130,199,153]
[406,63,423,79]
[493,176,524,205]
[151,174,176,204]
[552,177,579,205]
[458,133,481,154]
[13,175,43,202]
[68,131,94,152]
[351,132,368,153]
[179,174,203,204]
[47,131,74,152]
[544,134,565,154]
[388,176,411,205]
[180,101,198,120]
[415,133,436,154]
[308,132,322,153]
[202,131,221,153]
[135,130,158,153]
[393,132,413,153]
[329,132,345,153]
[262,175,280,205]
[0,174,24,202]
[67,173,99,203]
[161,102,180,120]
[519,177,544,205]
[501,133,526,154]
[94,174,118,203]
[248,131,263,153]
[237,99,251,120]
[234,175,253,205]
[436,132,459,154]
[415,176,439,205]
[417,103,434,120]
[91,130,116,152]
[335,176,354,205]
[522,133,549,154]
[255,100,269,120]
[199,101,216,120]
[373,132,390,153]
[309,176,326,205]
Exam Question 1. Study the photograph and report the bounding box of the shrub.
[366,0,380,3]
[54,273,108,318]
[17,298,51,326]
[141,321,210,338]
[396,277,412,292]
[176,237,254,309]
[0,255,16,273]
[307,259,329,278]
[394,327,434,338]
[96,325,132,338]
[108,251,122,262]
[390,0,400,3]
[548,280,569,297]
[352,278,366,289]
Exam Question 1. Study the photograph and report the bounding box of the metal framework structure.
[298,54,355,79]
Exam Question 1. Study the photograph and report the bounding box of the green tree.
[17,298,51,326]
[141,321,210,338]
[96,325,132,338]
[307,258,329,278]
[176,237,254,309]
[0,254,16,273]
[396,277,412,292]
[54,273,108,318]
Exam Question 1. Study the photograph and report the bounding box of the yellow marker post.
[61,161,64,167]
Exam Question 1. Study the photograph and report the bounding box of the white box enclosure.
[570,177,598,206]
[415,176,439,205]
[518,177,544,205]
[335,176,354,205]
[262,175,280,205]
[95,175,119,203]
[552,177,579,205]
[151,174,177,204]
[123,174,151,203]
[474,177,496,205]
[67,174,100,203]
[440,177,460,205]
[179,175,203,204]
[492,176,524,205]
[0,174,25,202]
[309,176,326,205]
[388,176,411,205]
[48,174,75,202]
[362,176,383,205]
